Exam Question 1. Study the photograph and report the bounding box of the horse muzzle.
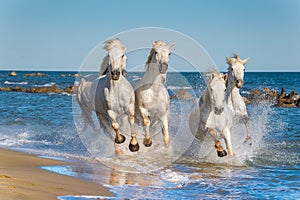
[159,63,168,74]
[111,70,121,80]
[236,79,244,88]
[214,107,224,115]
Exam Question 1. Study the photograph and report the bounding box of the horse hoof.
[115,134,126,144]
[217,150,227,157]
[129,142,140,152]
[143,138,152,147]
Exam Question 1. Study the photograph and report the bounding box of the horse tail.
[77,77,97,131]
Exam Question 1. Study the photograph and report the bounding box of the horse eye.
[224,89,226,92]
[231,67,233,70]
[169,53,171,56]
[122,54,125,58]
[243,69,245,71]
[155,51,158,54]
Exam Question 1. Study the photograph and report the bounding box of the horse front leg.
[222,128,235,156]
[140,108,152,147]
[128,108,139,152]
[97,114,124,155]
[107,110,126,144]
[161,114,170,146]
[207,128,227,157]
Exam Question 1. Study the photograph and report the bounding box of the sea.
[0,71,299,199]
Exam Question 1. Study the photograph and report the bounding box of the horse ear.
[223,73,228,82]
[226,57,235,65]
[169,43,175,49]
[241,57,250,65]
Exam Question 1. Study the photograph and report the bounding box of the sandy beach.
[0,147,112,200]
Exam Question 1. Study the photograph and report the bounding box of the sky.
[0,0,299,72]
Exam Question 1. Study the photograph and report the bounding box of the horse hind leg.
[79,102,97,131]
[242,116,252,145]
[207,128,227,157]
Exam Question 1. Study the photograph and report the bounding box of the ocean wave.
[241,91,251,94]
[167,86,193,90]
[33,82,56,87]
[159,169,202,188]
[4,81,28,85]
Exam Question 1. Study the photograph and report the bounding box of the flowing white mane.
[100,38,126,76]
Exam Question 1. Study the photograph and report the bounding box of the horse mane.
[100,55,110,76]
[104,38,126,52]
[100,38,126,76]
[145,41,169,69]
[206,69,226,84]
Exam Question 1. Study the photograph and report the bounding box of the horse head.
[147,41,175,74]
[226,54,249,88]
[101,39,127,80]
[207,70,227,115]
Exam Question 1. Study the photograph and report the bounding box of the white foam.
[167,86,193,90]
[4,81,28,85]
[33,82,56,87]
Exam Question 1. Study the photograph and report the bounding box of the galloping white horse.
[225,54,251,143]
[135,41,175,148]
[77,39,137,153]
[191,70,234,157]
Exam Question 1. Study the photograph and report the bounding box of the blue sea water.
[0,71,299,199]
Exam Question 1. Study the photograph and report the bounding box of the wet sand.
[0,147,113,200]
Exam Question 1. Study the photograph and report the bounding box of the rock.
[242,96,250,104]
[64,84,78,94]
[170,88,193,100]
[0,87,12,91]
[248,88,278,105]
[24,72,49,77]
[278,89,299,107]
[9,71,17,76]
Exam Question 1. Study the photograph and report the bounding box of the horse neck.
[225,72,241,103]
[140,56,163,85]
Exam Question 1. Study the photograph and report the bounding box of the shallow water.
[0,71,299,199]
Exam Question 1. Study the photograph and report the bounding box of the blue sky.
[0,0,299,71]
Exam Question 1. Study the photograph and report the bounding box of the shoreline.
[0,147,113,199]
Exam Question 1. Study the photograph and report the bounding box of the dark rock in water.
[0,84,78,95]
[24,72,49,77]
[9,71,17,76]
[170,88,193,100]
[64,84,78,94]
[248,88,278,105]
[277,88,299,107]
[245,87,299,107]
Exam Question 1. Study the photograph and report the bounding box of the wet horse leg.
[107,110,126,144]
[242,115,252,145]
[140,108,152,147]
[128,107,139,152]
[161,113,170,146]
[207,128,227,157]
[222,128,235,156]
[97,114,124,155]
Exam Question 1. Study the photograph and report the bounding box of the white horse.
[77,39,137,153]
[135,41,175,148]
[225,54,251,143]
[190,70,234,157]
